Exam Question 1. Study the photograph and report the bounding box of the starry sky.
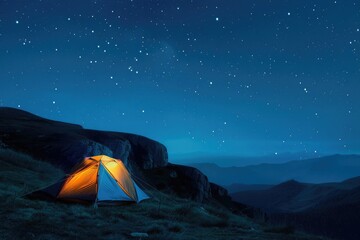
[0,0,359,160]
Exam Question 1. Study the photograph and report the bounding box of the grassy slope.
[0,148,327,240]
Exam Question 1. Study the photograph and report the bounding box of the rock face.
[0,107,168,172]
[143,164,212,202]
[0,107,228,203]
[169,164,211,202]
[86,130,168,170]
[210,183,231,202]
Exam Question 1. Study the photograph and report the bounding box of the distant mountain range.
[232,176,360,213]
[172,152,323,167]
[196,155,360,240]
[231,176,360,240]
[225,183,273,194]
[191,154,360,185]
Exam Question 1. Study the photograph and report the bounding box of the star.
[1,0,358,157]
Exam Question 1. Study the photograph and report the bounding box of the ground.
[0,147,328,240]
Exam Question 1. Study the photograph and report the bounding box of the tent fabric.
[101,157,137,200]
[37,178,68,198]
[58,163,98,200]
[31,155,149,205]
[133,181,150,203]
[97,163,133,202]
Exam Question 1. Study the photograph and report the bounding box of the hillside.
[231,178,360,239]
[0,141,327,239]
[192,154,360,185]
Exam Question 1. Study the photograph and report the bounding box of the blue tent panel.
[133,181,150,203]
[97,163,133,202]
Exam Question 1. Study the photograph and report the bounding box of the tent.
[31,155,149,205]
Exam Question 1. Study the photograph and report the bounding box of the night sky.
[0,0,359,159]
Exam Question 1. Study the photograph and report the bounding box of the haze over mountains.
[191,154,360,185]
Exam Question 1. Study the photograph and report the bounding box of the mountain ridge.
[231,176,360,240]
[231,175,360,212]
[192,154,360,185]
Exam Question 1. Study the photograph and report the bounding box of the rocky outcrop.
[121,133,168,169]
[170,164,211,202]
[81,139,114,158]
[0,107,168,172]
[85,130,168,170]
[210,183,231,201]
[143,164,212,202]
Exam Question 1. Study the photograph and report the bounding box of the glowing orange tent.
[32,155,149,204]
